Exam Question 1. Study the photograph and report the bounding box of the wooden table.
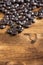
[0,13,43,65]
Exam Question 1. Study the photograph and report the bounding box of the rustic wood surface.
[0,13,43,65]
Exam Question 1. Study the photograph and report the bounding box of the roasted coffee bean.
[38,8,43,18]
[16,25,24,33]
[0,24,6,29]
[7,27,18,35]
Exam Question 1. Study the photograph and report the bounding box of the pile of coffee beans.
[0,0,43,35]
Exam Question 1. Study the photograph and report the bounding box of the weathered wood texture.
[0,13,43,65]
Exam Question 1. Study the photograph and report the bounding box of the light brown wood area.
[0,13,43,65]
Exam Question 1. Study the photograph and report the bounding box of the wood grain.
[0,13,43,65]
